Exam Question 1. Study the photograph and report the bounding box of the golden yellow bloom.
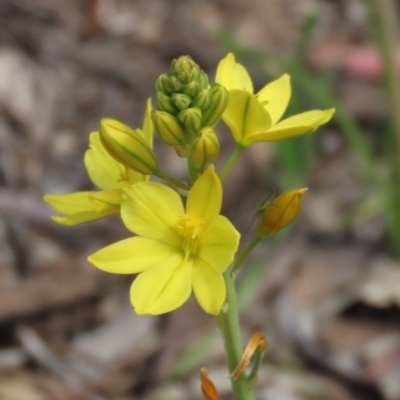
[216,53,334,146]
[88,166,240,315]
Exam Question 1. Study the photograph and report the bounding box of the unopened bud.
[100,118,158,175]
[156,91,179,114]
[156,74,174,94]
[155,74,167,93]
[182,81,199,98]
[171,56,199,83]
[171,93,192,111]
[201,84,229,127]
[256,188,307,237]
[198,71,209,91]
[152,110,187,145]
[190,127,220,168]
[168,75,184,92]
[192,89,212,111]
[177,107,202,132]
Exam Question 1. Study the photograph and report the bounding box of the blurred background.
[1,0,400,399]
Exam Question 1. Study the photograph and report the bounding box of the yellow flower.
[88,166,240,315]
[216,53,335,146]
[44,99,153,225]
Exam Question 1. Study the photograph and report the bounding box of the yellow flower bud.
[201,84,229,127]
[177,107,202,132]
[256,188,307,237]
[151,110,187,145]
[100,118,158,175]
[190,127,220,168]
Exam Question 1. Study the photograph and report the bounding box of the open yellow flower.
[44,99,153,225]
[216,53,335,146]
[88,166,240,315]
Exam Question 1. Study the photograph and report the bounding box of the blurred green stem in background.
[368,0,400,254]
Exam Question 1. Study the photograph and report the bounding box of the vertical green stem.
[187,157,200,183]
[218,272,256,400]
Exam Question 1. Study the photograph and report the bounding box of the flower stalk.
[218,272,256,400]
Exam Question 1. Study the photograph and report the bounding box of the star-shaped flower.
[88,166,240,315]
[216,53,334,146]
[44,100,153,225]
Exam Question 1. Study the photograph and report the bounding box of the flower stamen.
[176,214,205,258]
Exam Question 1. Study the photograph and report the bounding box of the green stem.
[219,144,245,181]
[231,237,261,279]
[187,157,200,183]
[218,272,256,400]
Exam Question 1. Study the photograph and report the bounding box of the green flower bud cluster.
[152,56,228,158]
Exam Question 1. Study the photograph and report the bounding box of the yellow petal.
[89,188,122,214]
[50,211,107,226]
[216,53,253,92]
[199,216,240,273]
[44,191,119,225]
[142,98,154,147]
[186,166,221,228]
[88,237,177,274]
[249,108,335,143]
[121,182,183,246]
[84,132,125,190]
[130,254,192,315]
[126,169,147,184]
[44,192,93,214]
[223,90,272,146]
[192,258,225,315]
[256,74,291,125]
